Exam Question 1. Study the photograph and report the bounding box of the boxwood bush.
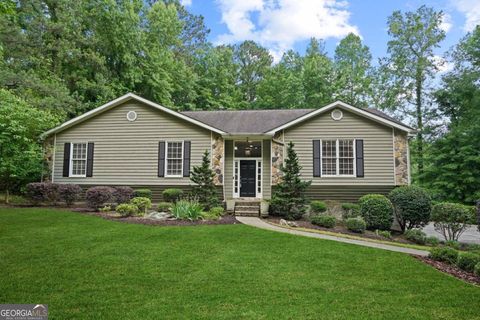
[202,206,225,220]
[58,184,82,206]
[346,217,366,233]
[310,200,327,214]
[114,186,134,204]
[404,229,427,245]
[341,203,360,220]
[85,186,115,210]
[163,188,184,203]
[133,189,152,200]
[157,202,172,212]
[130,197,152,215]
[456,252,480,273]
[116,203,139,217]
[359,194,394,231]
[388,186,432,232]
[429,247,459,265]
[311,215,336,228]
[425,236,440,247]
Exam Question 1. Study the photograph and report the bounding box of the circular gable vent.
[126,111,137,122]
[331,109,343,121]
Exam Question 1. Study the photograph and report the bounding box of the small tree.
[389,186,432,232]
[431,202,473,241]
[270,141,312,220]
[190,150,219,210]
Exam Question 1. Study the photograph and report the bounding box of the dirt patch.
[415,256,480,286]
[76,210,239,226]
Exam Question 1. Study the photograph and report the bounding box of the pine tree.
[270,142,311,220]
[190,150,219,210]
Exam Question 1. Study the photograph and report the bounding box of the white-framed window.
[166,141,183,177]
[321,139,355,177]
[70,143,87,177]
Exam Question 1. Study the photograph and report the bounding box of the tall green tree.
[0,89,59,203]
[190,150,219,210]
[334,33,373,107]
[383,6,446,178]
[303,38,335,107]
[234,40,273,106]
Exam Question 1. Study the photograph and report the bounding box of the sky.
[181,0,480,67]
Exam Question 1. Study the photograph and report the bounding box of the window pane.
[71,143,87,175]
[321,140,336,175]
[166,142,183,176]
[339,139,354,175]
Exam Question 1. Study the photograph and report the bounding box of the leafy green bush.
[311,215,336,228]
[456,252,480,273]
[404,229,427,245]
[431,202,473,241]
[376,230,392,239]
[359,194,394,230]
[116,203,139,217]
[310,201,327,214]
[341,203,360,220]
[445,240,461,250]
[99,205,111,212]
[429,247,459,265]
[346,217,366,233]
[475,262,480,277]
[162,188,184,203]
[85,186,115,210]
[171,199,204,221]
[130,197,152,215]
[388,186,432,232]
[425,236,440,247]
[157,202,172,212]
[201,207,224,220]
[134,189,152,200]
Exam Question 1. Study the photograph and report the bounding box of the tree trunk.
[5,189,9,204]
[415,70,424,178]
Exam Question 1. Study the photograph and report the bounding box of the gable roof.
[43,94,413,138]
[181,109,315,135]
[42,93,225,137]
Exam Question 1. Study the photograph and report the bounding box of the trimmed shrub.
[376,230,392,239]
[130,197,152,215]
[310,201,327,214]
[388,186,432,232]
[311,215,336,228]
[475,262,480,277]
[346,217,366,233]
[58,184,82,206]
[157,202,172,212]
[114,186,134,204]
[202,207,224,220]
[457,252,480,273]
[171,199,203,221]
[445,240,461,250]
[85,186,115,210]
[134,189,152,200]
[116,203,139,217]
[431,202,473,241]
[429,247,459,265]
[341,203,360,220]
[359,194,394,230]
[425,236,440,247]
[162,188,184,203]
[25,182,60,205]
[99,205,112,212]
[404,229,427,245]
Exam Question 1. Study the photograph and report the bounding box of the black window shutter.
[313,140,321,177]
[183,141,191,177]
[63,143,71,177]
[158,141,165,177]
[86,142,95,177]
[356,139,364,178]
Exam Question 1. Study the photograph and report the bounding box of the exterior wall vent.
[331,109,343,121]
[126,111,137,122]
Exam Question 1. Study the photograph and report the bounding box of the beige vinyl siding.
[262,139,271,199]
[224,140,234,198]
[284,108,395,185]
[53,101,211,185]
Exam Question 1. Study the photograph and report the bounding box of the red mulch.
[75,210,239,226]
[414,256,480,286]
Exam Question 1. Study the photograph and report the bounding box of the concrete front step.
[235,206,259,212]
[234,201,260,217]
[234,211,260,217]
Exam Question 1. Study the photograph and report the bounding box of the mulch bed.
[414,256,480,286]
[74,209,239,226]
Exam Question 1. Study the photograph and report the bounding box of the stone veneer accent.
[43,136,55,182]
[394,130,409,185]
[271,131,284,185]
[211,133,224,185]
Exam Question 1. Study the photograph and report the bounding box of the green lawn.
[1,208,479,319]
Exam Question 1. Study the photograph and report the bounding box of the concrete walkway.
[236,216,429,256]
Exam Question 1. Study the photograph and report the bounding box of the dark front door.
[240,160,256,197]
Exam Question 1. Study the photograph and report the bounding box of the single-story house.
[43,93,414,215]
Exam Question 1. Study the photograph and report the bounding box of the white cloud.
[451,0,480,31]
[181,0,192,6]
[215,0,359,61]
[433,55,454,74]
[440,12,453,32]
